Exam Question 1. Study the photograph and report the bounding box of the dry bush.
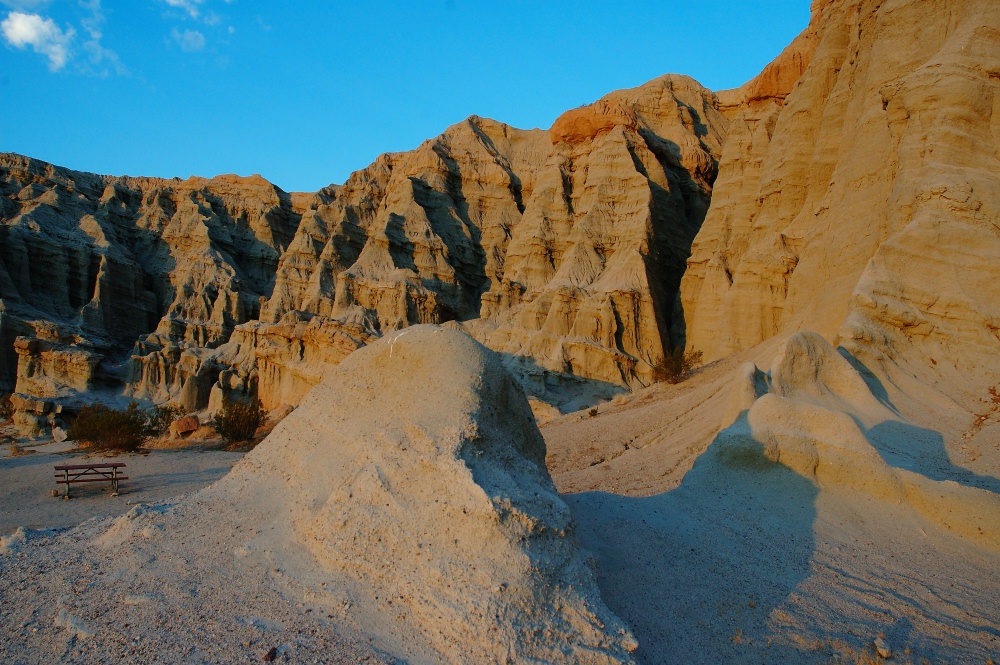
[652,349,704,384]
[0,393,12,422]
[67,402,149,452]
[146,404,185,436]
[213,396,265,444]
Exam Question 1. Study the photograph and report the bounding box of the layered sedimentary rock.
[217,314,377,411]
[681,0,1000,406]
[717,332,1000,550]
[2,74,723,420]
[673,0,1000,502]
[0,153,301,428]
[255,75,725,405]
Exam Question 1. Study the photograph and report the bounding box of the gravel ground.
[0,512,394,664]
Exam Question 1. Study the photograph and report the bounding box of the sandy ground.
[1,330,998,664]
[0,433,245,535]
[0,430,394,664]
[541,341,1000,665]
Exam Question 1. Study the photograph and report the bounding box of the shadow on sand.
[565,422,819,663]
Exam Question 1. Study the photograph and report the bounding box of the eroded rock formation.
[675,0,1000,496]
[0,154,301,430]
[681,0,1000,412]
[253,74,725,406]
[2,71,725,425]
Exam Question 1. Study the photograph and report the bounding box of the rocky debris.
[875,637,892,659]
[196,326,638,663]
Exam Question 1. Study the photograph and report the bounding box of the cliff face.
[681,0,1000,408]
[0,154,301,429]
[255,74,724,402]
[1,73,724,423]
[677,0,1000,452]
[212,75,725,412]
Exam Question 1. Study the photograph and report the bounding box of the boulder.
[169,415,199,438]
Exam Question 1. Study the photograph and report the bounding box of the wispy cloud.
[1,10,74,70]
[78,0,126,76]
[0,0,50,11]
[163,0,202,20]
[171,26,204,51]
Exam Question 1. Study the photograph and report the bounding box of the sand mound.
[716,332,1000,550]
[194,325,636,663]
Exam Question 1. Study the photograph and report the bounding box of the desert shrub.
[67,402,149,451]
[652,349,704,385]
[213,396,265,444]
[146,404,185,436]
[0,393,12,422]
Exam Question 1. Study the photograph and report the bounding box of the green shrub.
[146,404,185,436]
[652,349,704,385]
[213,396,265,444]
[0,393,12,422]
[67,402,149,451]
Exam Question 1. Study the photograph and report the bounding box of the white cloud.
[171,26,204,51]
[163,0,202,20]
[1,11,74,70]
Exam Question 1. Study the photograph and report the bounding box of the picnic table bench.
[54,462,127,498]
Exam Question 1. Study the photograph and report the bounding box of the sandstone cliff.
[2,74,724,424]
[0,153,301,429]
[679,0,1000,486]
[252,74,725,410]
[682,0,1000,383]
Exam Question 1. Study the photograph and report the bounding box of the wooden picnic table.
[54,462,127,498]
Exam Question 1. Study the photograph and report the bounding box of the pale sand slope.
[545,332,1000,664]
[0,327,635,665]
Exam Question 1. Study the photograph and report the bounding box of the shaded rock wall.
[0,153,302,424]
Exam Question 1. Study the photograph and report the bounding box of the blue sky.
[0,1,809,192]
